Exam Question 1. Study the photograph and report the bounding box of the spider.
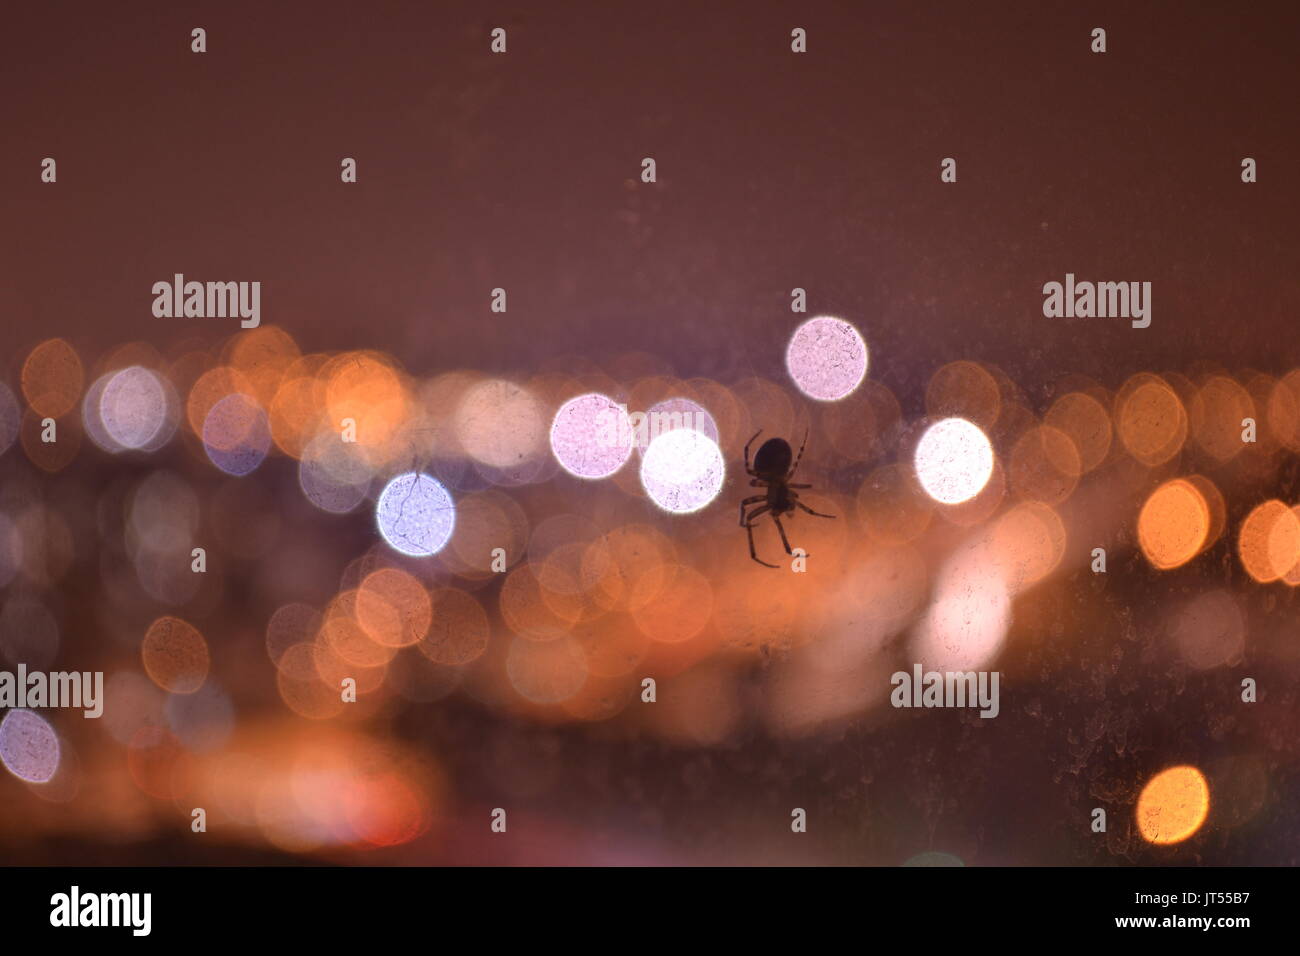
[739,429,835,567]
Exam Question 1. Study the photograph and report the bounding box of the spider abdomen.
[753,437,793,479]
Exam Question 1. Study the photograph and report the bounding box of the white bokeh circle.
[640,429,725,514]
[914,417,994,505]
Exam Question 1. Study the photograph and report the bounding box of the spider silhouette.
[739,429,835,567]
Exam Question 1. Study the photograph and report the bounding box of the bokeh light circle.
[100,366,167,450]
[455,378,545,468]
[785,315,869,401]
[1138,479,1210,570]
[0,708,61,783]
[298,430,373,514]
[202,393,272,476]
[1137,765,1210,845]
[21,338,83,418]
[640,429,726,514]
[550,393,633,479]
[912,540,1011,671]
[375,472,456,557]
[1239,500,1297,583]
[141,616,210,694]
[1172,589,1245,670]
[914,417,995,505]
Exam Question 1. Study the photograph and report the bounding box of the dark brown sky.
[3,0,1300,869]
[5,0,1300,399]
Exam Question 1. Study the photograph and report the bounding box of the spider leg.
[744,429,763,475]
[744,507,778,568]
[772,514,795,555]
[788,428,809,478]
[738,494,765,526]
[750,478,767,487]
[795,499,836,519]
[789,482,811,489]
